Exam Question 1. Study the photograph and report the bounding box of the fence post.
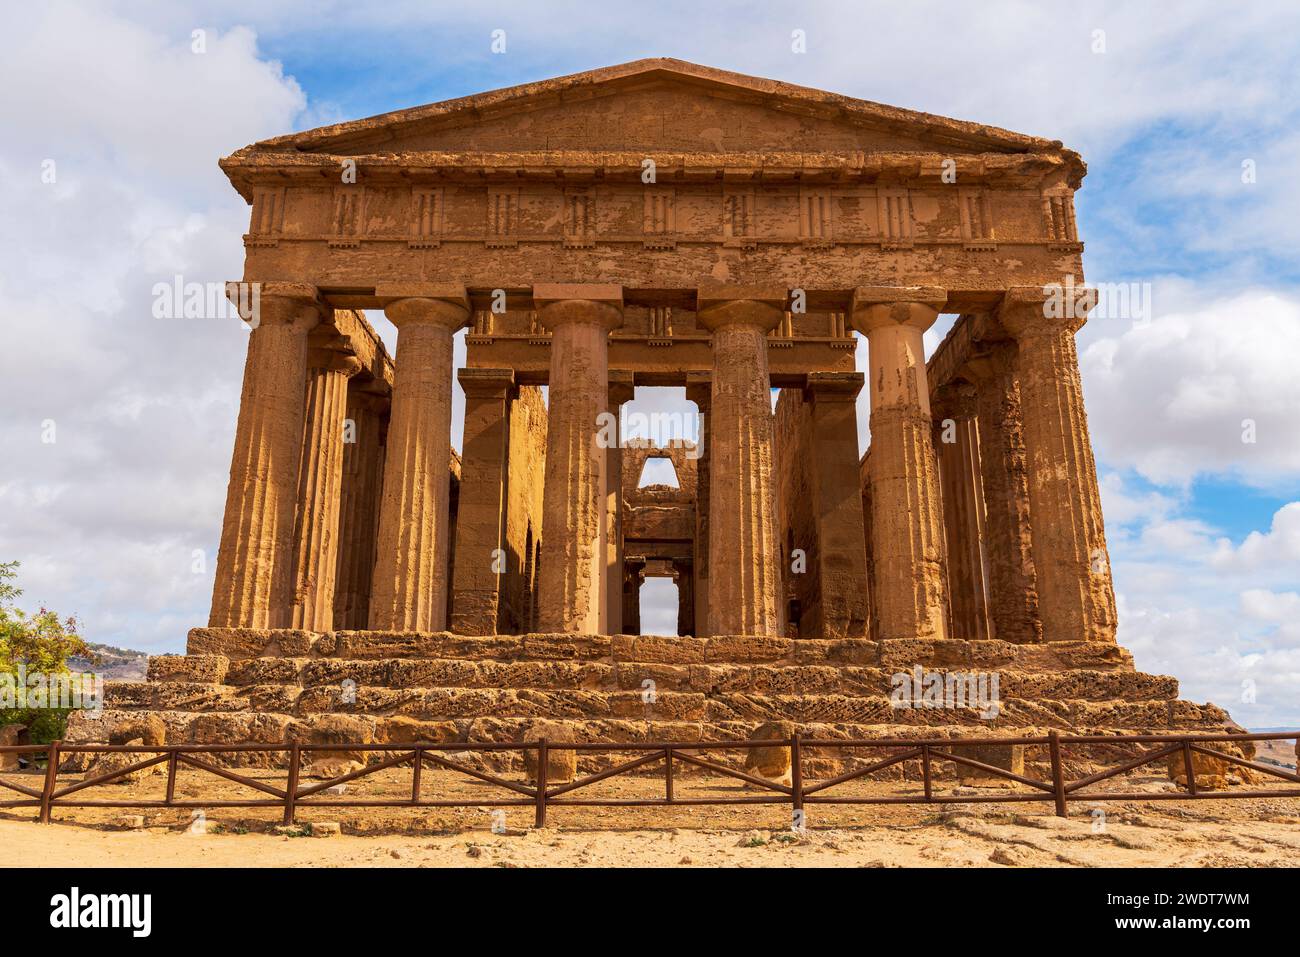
[411,747,423,805]
[1049,730,1068,817]
[790,733,804,828]
[165,748,178,805]
[920,744,933,802]
[664,747,674,803]
[1182,740,1198,796]
[534,738,548,829]
[283,743,301,826]
[38,740,62,824]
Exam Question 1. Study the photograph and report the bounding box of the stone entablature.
[223,60,1083,301]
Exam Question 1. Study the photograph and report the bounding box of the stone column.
[963,342,1041,643]
[805,371,871,639]
[210,283,323,629]
[450,368,516,635]
[622,559,645,635]
[673,558,695,637]
[333,384,388,631]
[685,372,711,637]
[289,328,363,631]
[850,287,949,641]
[535,284,624,633]
[368,284,470,632]
[932,383,991,641]
[606,372,635,635]
[996,286,1117,642]
[697,285,784,637]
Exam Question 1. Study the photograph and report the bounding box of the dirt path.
[5,763,1299,867]
[6,804,1300,868]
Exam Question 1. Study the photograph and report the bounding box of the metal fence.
[2,730,1297,828]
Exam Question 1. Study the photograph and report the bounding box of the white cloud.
[0,7,307,651]
[1081,290,1300,488]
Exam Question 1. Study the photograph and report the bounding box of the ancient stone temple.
[73,60,1239,772]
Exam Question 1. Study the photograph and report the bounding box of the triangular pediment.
[237,59,1071,160]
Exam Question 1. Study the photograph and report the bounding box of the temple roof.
[224,58,1083,178]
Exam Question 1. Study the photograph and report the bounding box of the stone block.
[519,719,577,785]
[743,720,796,786]
[947,742,1025,786]
[147,654,229,684]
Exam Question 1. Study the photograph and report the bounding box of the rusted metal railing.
[1,730,1296,828]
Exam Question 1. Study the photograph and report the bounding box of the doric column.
[290,327,363,631]
[368,284,470,632]
[333,384,388,631]
[697,285,783,636]
[450,368,516,635]
[931,383,991,641]
[209,283,324,629]
[685,372,711,637]
[963,342,1041,643]
[622,559,646,635]
[996,286,1117,642]
[673,558,695,637]
[605,372,635,634]
[850,286,949,641]
[804,371,871,638]
[535,284,624,633]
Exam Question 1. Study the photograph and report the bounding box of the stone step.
[102,681,1220,729]
[185,627,1136,673]
[149,655,1177,702]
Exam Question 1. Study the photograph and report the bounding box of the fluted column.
[850,286,948,640]
[333,385,388,630]
[622,559,646,635]
[210,283,323,629]
[368,284,469,632]
[535,284,624,633]
[606,372,635,634]
[932,383,991,641]
[450,368,516,635]
[685,372,711,636]
[805,371,871,638]
[996,286,1117,642]
[673,558,695,637]
[697,285,783,636]
[964,342,1041,643]
[290,329,363,630]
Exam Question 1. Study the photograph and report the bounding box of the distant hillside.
[68,642,149,682]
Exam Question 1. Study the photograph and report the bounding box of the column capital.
[960,340,1019,385]
[381,283,471,331]
[456,366,516,399]
[805,371,864,403]
[931,380,978,421]
[850,286,947,334]
[997,284,1097,338]
[306,326,363,376]
[685,370,711,410]
[608,369,635,407]
[696,284,785,332]
[375,281,470,308]
[227,281,326,332]
[534,284,624,331]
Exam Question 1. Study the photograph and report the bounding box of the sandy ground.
[3,760,1300,867]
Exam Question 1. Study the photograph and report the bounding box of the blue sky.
[1,1,1297,725]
